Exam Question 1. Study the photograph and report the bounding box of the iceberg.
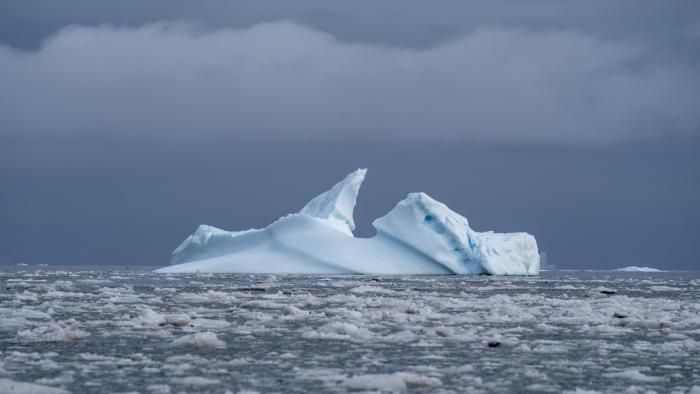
[156,169,539,275]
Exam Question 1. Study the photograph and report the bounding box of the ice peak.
[300,168,367,235]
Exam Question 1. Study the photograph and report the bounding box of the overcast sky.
[1,1,698,269]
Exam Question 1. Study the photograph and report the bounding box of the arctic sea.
[1,268,698,394]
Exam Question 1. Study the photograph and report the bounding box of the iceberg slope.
[373,192,539,275]
[156,169,539,275]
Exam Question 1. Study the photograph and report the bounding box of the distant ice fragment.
[170,332,226,350]
[15,291,39,303]
[164,313,192,326]
[156,169,539,275]
[0,378,69,394]
[341,372,441,391]
[16,323,88,342]
[616,266,662,272]
[602,369,666,383]
[171,376,221,386]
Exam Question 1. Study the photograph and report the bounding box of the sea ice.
[170,332,226,350]
[2,269,699,393]
[340,372,442,391]
[16,323,88,343]
[156,169,539,275]
[170,376,220,386]
[0,378,69,394]
[134,308,192,327]
[602,369,666,383]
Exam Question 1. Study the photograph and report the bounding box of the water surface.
[1,268,698,393]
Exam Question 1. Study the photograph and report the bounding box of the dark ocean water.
[1,267,699,393]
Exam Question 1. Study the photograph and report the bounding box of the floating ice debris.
[0,308,52,331]
[133,308,192,327]
[164,313,192,327]
[602,369,667,383]
[340,372,441,391]
[0,378,69,394]
[170,332,226,350]
[349,285,395,294]
[303,321,372,341]
[16,323,88,342]
[157,169,539,275]
[15,291,39,303]
[2,269,699,393]
[589,286,617,297]
[170,376,221,386]
[616,266,663,272]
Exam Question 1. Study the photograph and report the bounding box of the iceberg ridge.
[156,169,539,275]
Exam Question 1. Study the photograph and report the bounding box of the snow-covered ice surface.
[1,267,699,393]
[158,169,540,275]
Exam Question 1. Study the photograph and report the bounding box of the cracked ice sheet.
[0,268,699,393]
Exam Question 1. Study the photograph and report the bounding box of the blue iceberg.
[156,169,539,275]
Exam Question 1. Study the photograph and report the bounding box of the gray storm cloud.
[1,21,698,143]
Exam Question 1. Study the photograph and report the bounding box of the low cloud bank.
[1,21,698,143]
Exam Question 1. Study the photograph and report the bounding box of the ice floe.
[170,332,226,350]
[16,323,88,343]
[0,378,69,394]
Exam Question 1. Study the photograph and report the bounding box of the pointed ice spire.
[300,168,367,235]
